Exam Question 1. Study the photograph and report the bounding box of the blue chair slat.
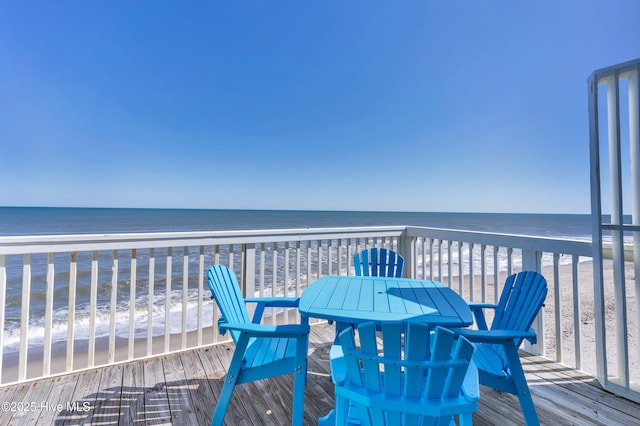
[206,265,310,426]
[327,322,478,426]
[454,270,548,426]
[444,337,476,399]
[353,248,404,278]
[381,322,402,397]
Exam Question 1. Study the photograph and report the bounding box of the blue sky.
[1,1,638,213]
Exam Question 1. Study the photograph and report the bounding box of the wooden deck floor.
[1,323,639,425]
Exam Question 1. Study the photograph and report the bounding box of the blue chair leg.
[211,371,239,426]
[504,345,540,426]
[459,412,473,426]
[211,339,249,426]
[291,336,308,425]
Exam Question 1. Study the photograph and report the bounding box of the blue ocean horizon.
[0,206,594,239]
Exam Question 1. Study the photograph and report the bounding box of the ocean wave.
[1,288,217,356]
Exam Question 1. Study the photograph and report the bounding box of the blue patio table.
[298,275,473,329]
[299,276,476,424]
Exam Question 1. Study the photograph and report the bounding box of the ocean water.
[0,207,593,238]
[0,207,595,358]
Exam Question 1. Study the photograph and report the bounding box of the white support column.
[629,68,640,374]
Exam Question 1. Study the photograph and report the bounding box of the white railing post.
[242,243,256,299]
[522,249,544,355]
[398,233,416,278]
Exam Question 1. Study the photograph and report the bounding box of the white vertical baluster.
[271,243,278,325]
[553,253,562,362]
[284,242,290,301]
[147,248,155,356]
[19,254,31,380]
[128,249,137,360]
[458,242,464,295]
[468,243,475,302]
[337,239,343,276]
[89,251,98,367]
[213,245,220,342]
[327,240,332,276]
[182,246,189,349]
[165,247,172,353]
[447,241,453,288]
[109,250,118,364]
[306,242,312,286]
[317,240,322,278]
[492,246,499,302]
[572,256,582,370]
[437,239,443,283]
[197,245,204,346]
[43,252,54,375]
[295,241,301,323]
[295,241,301,295]
[480,244,487,303]
[67,252,77,371]
[259,243,265,297]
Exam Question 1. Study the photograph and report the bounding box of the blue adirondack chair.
[353,248,404,277]
[321,321,478,426]
[206,265,310,426]
[453,271,548,426]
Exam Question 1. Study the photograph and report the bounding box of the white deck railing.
[0,225,614,390]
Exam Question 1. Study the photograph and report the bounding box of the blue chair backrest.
[207,265,251,344]
[493,271,548,348]
[353,248,404,277]
[337,322,477,424]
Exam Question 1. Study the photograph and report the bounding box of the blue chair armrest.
[468,302,497,310]
[245,297,300,308]
[219,322,310,337]
[452,328,538,345]
[468,303,497,331]
[245,297,301,324]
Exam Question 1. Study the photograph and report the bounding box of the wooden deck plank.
[35,373,84,425]
[118,359,145,426]
[61,368,103,425]
[0,323,637,425]
[162,353,200,424]
[522,354,640,421]
[142,356,172,425]
[90,364,124,424]
[178,349,218,424]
